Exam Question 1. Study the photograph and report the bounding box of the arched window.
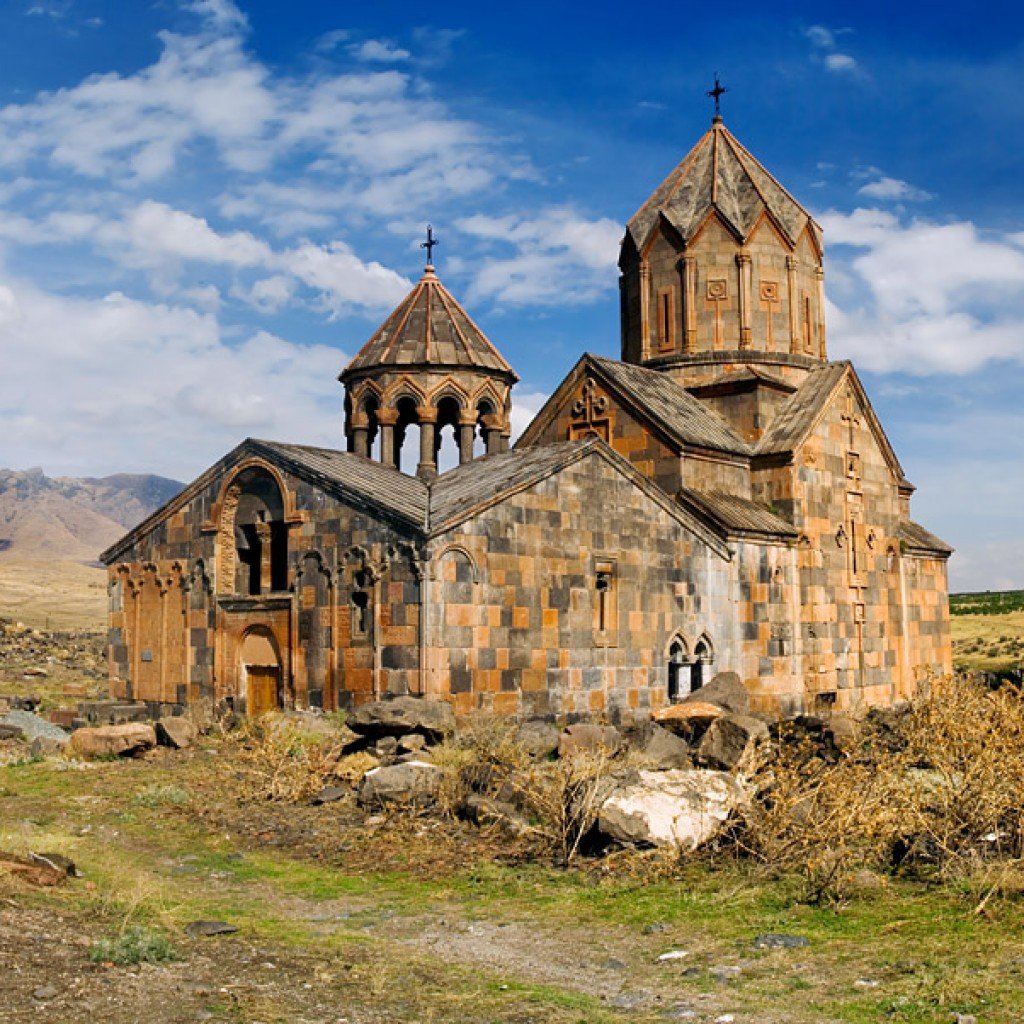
[693,635,713,691]
[394,395,421,475]
[667,637,688,702]
[435,395,462,471]
[219,466,289,596]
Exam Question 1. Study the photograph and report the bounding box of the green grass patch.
[88,925,178,965]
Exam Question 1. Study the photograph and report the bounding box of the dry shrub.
[432,714,620,865]
[735,675,1024,900]
[231,715,345,803]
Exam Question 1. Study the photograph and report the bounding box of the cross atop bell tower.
[706,73,727,123]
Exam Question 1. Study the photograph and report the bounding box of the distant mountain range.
[0,467,183,564]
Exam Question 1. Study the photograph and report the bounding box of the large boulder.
[685,671,749,716]
[347,697,455,742]
[629,722,691,769]
[357,760,445,808]
[155,717,197,750]
[558,723,621,759]
[598,768,746,851]
[515,719,560,759]
[69,723,156,758]
[652,701,725,737]
[0,710,68,746]
[696,714,769,771]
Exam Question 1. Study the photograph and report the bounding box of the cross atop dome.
[706,73,727,123]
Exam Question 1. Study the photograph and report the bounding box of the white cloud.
[822,207,1024,373]
[350,40,411,63]
[803,23,859,74]
[0,272,346,479]
[457,208,621,305]
[824,53,858,73]
[857,175,932,202]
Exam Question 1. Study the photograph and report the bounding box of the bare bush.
[734,676,1024,900]
[231,716,345,803]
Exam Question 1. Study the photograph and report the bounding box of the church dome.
[619,117,828,388]
[340,260,517,479]
[342,265,517,381]
[625,119,822,255]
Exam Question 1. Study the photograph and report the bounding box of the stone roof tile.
[627,120,822,252]
[677,487,797,538]
[590,356,751,456]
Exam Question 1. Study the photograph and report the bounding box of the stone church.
[100,112,952,722]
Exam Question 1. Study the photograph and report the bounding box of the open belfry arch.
[102,89,952,722]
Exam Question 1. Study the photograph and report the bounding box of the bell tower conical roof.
[342,265,517,381]
[619,115,828,388]
[340,256,517,480]
[625,119,822,255]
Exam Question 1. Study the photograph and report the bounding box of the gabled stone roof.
[586,356,752,456]
[677,488,797,539]
[341,266,516,381]
[626,120,823,253]
[754,363,849,456]
[899,520,954,557]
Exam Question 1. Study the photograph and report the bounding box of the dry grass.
[229,716,348,803]
[0,558,106,630]
[734,675,1024,902]
[952,610,1024,672]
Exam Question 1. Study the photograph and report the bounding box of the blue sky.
[0,0,1022,591]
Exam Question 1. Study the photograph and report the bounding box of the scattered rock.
[310,785,347,806]
[185,920,238,938]
[70,722,156,758]
[854,978,880,989]
[515,719,560,758]
[709,965,743,982]
[630,721,691,769]
[30,852,79,877]
[0,709,68,745]
[397,732,426,753]
[357,760,445,808]
[697,714,769,770]
[686,671,749,715]
[601,957,627,971]
[32,985,58,1001]
[0,851,67,886]
[598,768,746,851]
[754,933,808,950]
[22,666,48,678]
[609,991,649,1010]
[952,1015,977,1024]
[373,736,399,758]
[347,696,455,742]
[558,722,621,758]
[30,735,67,757]
[459,793,528,834]
[652,701,725,736]
[155,716,197,750]
[657,949,689,961]
[642,922,668,935]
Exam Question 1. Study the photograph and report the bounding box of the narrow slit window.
[657,288,675,350]
[593,559,618,645]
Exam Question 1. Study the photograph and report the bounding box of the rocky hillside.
[0,467,183,564]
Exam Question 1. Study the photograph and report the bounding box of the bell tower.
[339,229,518,479]
[619,99,827,389]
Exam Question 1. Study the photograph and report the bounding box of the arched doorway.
[240,628,282,716]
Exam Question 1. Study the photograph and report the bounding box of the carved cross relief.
[759,280,780,350]
[705,278,728,348]
[569,377,611,442]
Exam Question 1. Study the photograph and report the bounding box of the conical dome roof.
[626,120,822,253]
[342,266,517,382]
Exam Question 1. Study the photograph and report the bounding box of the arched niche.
[667,634,689,703]
[215,464,291,596]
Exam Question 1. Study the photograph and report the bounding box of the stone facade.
[101,115,952,721]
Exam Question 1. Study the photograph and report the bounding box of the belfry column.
[639,259,651,360]
[786,256,800,355]
[416,407,438,480]
[681,255,697,353]
[351,416,370,458]
[377,408,398,468]
[736,250,752,350]
[815,265,827,359]
[255,520,272,594]
[458,414,476,465]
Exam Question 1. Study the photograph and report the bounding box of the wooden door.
[247,666,280,716]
